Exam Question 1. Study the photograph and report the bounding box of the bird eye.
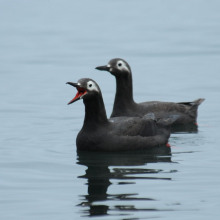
[89,84,92,87]
[118,63,122,67]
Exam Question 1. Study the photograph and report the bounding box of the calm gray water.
[1,0,220,219]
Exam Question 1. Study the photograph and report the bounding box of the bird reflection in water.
[77,146,176,217]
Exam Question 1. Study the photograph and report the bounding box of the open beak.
[95,65,110,72]
[66,82,87,105]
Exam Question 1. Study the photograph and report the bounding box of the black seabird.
[95,58,205,125]
[67,78,178,152]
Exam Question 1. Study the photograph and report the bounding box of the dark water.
[1,0,220,219]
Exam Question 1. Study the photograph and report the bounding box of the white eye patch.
[116,60,130,73]
[87,81,99,92]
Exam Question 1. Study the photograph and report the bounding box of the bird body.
[67,78,178,152]
[111,98,204,125]
[95,58,204,125]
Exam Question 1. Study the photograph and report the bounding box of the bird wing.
[109,116,158,137]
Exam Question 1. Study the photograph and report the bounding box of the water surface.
[1,0,220,219]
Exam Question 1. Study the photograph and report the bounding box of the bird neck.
[113,73,135,109]
[83,94,109,126]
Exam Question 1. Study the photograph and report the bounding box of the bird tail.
[186,98,205,119]
[177,98,205,106]
[176,98,205,121]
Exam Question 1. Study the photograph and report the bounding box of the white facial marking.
[107,64,110,67]
[87,80,99,92]
[77,83,81,86]
[110,68,113,72]
[117,60,130,73]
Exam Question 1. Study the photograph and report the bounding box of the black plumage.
[67,78,178,152]
[95,58,204,125]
